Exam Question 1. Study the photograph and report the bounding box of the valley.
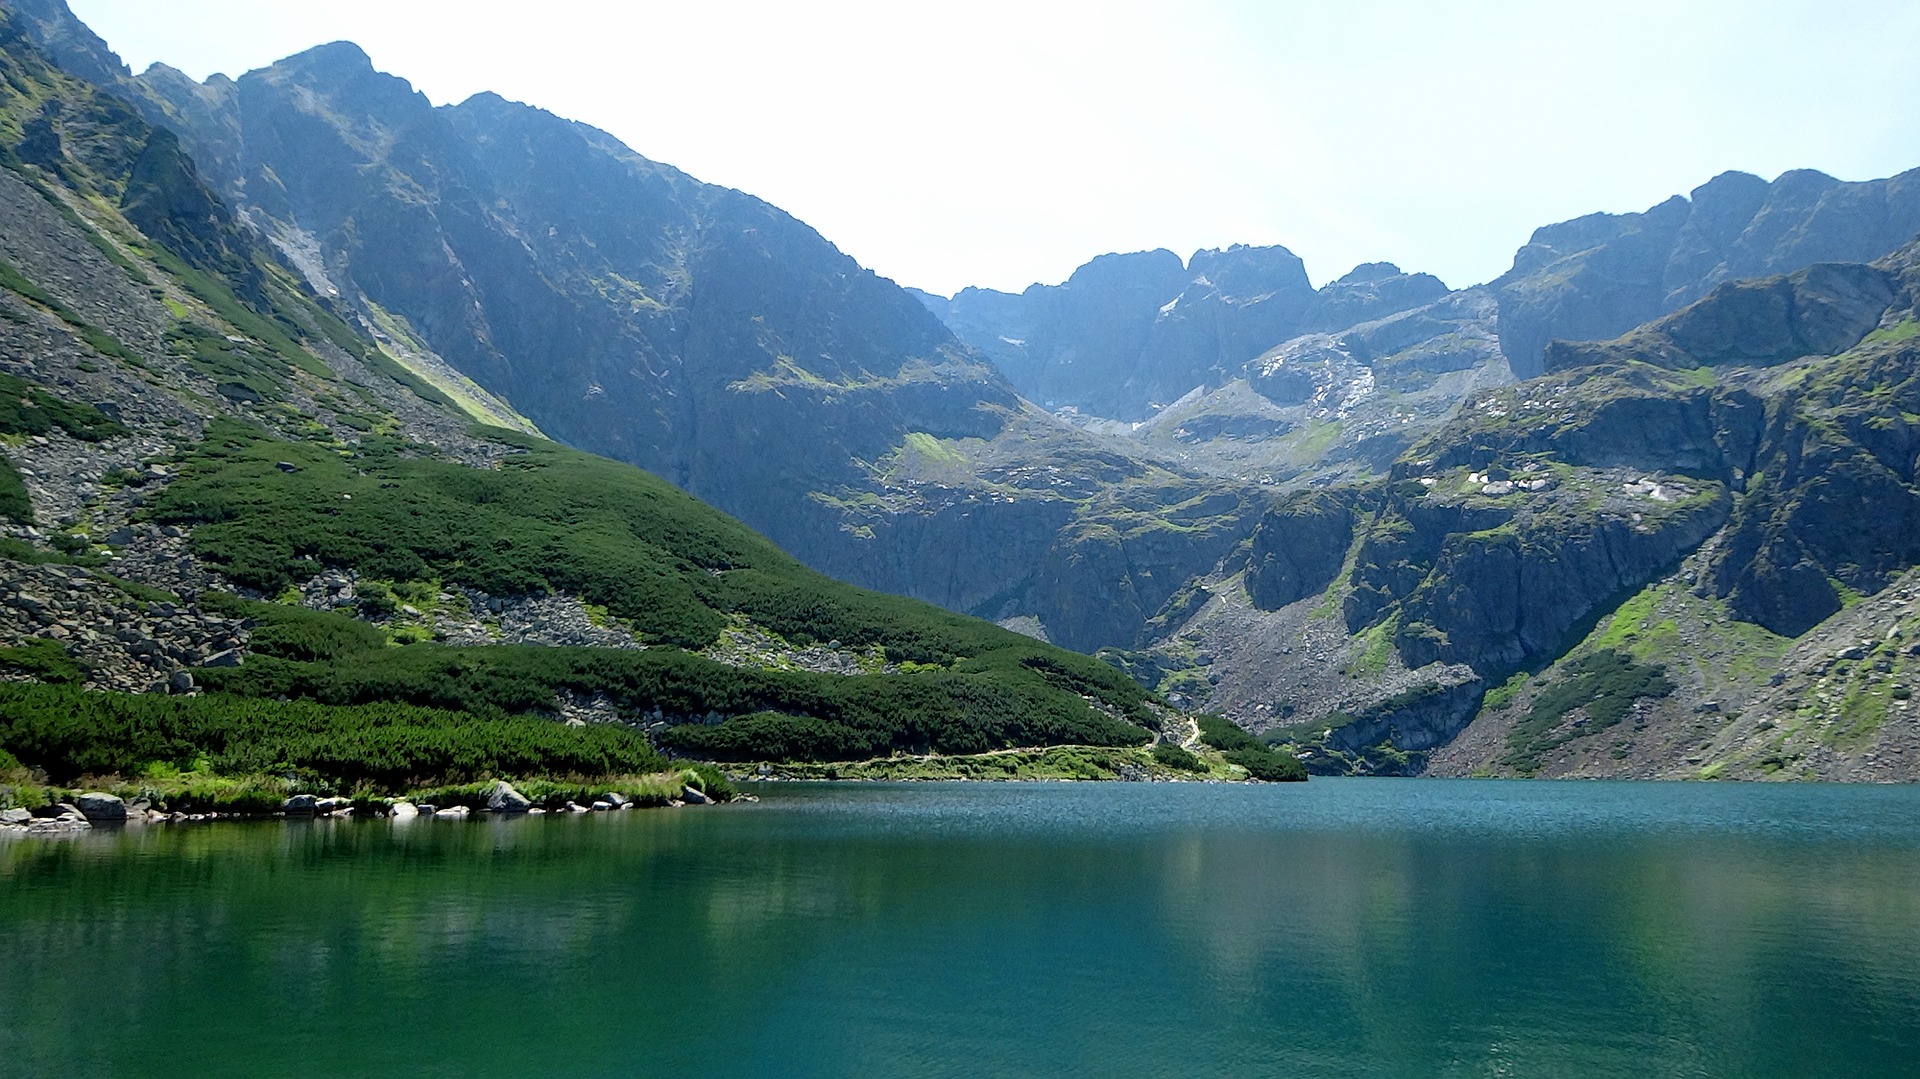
[0,0,1916,801]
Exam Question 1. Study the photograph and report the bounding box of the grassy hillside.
[0,13,1210,803]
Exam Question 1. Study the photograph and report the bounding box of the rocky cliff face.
[4,4,1277,653]
[12,0,1920,781]
[924,248,1455,421]
[0,13,1177,764]
[1494,167,1920,376]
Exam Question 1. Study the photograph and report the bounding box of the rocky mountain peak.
[1,0,125,86]
[1186,244,1310,298]
[1061,248,1188,296]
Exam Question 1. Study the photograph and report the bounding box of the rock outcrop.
[1494,167,1920,376]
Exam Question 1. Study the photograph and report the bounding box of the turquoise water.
[3,779,1919,1077]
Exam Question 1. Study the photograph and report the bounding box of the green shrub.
[1151,742,1205,772]
[1196,713,1259,752]
[0,683,669,792]
[1224,746,1308,782]
[1503,650,1675,773]
[0,638,88,685]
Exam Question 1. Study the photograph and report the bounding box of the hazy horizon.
[66,0,1920,296]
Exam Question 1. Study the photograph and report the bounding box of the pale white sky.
[65,0,1920,296]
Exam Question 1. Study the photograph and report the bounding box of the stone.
[602,792,629,807]
[75,792,127,821]
[590,800,613,812]
[434,805,471,820]
[389,802,418,819]
[681,786,713,806]
[27,817,88,834]
[1,807,32,825]
[201,649,243,668]
[282,794,318,814]
[314,797,347,813]
[485,781,531,813]
[414,804,437,816]
[168,669,194,694]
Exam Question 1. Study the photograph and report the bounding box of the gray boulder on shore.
[75,792,127,821]
[485,781,531,813]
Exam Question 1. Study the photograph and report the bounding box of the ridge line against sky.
[65,0,1920,296]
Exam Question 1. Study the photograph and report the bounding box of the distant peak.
[275,40,374,76]
[1333,261,1404,285]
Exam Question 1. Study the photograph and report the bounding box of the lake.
[3,779,1918,1077]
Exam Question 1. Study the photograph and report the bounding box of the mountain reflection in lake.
[2,779,1917,1078]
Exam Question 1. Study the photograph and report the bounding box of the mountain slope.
[0,13,1259,799]
[0,8,1286,655]
[1493,167,1920,376]
[1162,240,1920,779]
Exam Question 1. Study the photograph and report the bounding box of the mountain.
[1492,167,1920,376]
[0,5,1278,655]
[8,0,1919,787]
[922,169,1920,498]
[0,10,1286,805]
[1154,239,1920,780]
[919,247,1448,422]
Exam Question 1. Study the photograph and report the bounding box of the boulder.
[0,806,32,825]
[282,794,318,815]
[485,781,531,813]
[74,792,127,821]
[388,802,419,819]
[602,792,629,807]
[681,786,713,806]
[433,805,471,820]
[167,670,195,694]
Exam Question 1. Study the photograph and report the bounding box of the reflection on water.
[2,780,1918,1078]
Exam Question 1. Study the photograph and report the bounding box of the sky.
[64,0,1920,296]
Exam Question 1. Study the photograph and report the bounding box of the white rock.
[433,805,471,820]
[389,802,418,819]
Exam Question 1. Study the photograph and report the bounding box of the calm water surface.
[3,779,1919,1077]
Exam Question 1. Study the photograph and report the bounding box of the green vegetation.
[182,594,1148,763]
[1151,742,1205,772]
[0,638,88,685]
[140,417,1162,762]
[767,744,1220,782]
[0,369,128,442]
[0,255,142,365]
[1482,671,1530,712]
[0,682,670,792]
[1860,318,1920,348]
[1196,713,1307,781]
[1503,650,1674,773]
[0,455,27,522]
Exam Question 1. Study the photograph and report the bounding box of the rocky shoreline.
[0,779,738,838]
